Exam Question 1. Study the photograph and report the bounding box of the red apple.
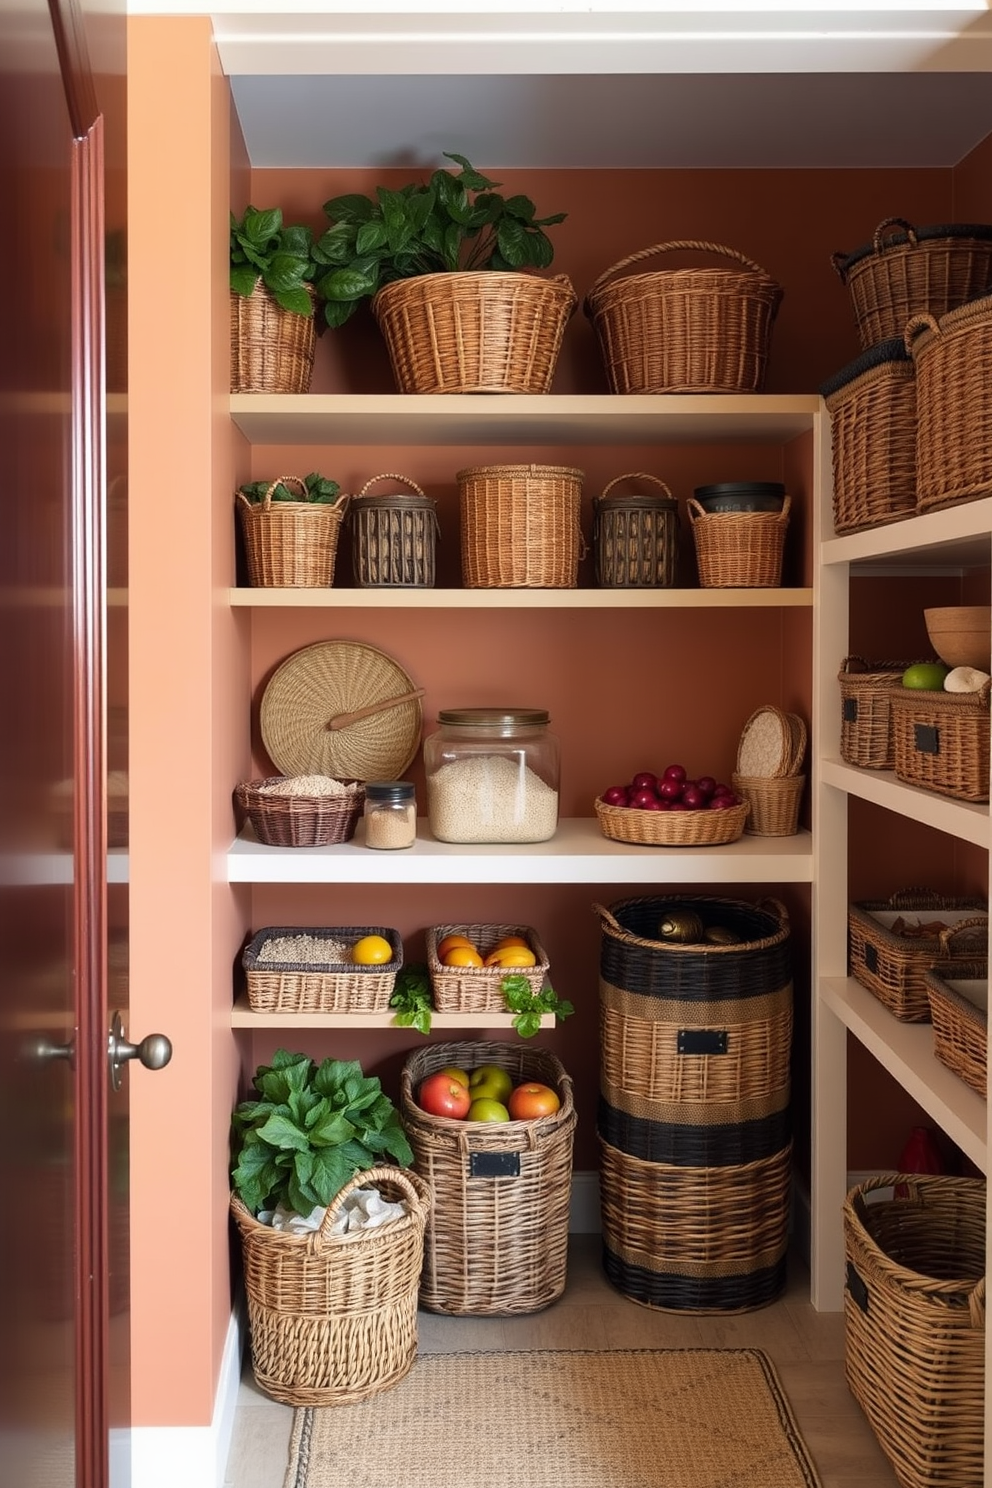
[681,784,706,809]
[418,1072,472,1119]
[696,776,717,798]
[631,771,657,791]
[629,787,659,809]
[662,763,687,783]
[658,777,684,800]
[601,784,629,806]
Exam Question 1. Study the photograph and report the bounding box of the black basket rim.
[835,222,992,278]
[242,924,402,973]
[819,338,912,398]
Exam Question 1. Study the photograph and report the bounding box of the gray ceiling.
[230,71,992,170]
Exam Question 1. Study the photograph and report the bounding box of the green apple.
[468,1064,513,1102]
[439,1066,470,1088]
[467,1097,510,1122]
[901,662,950,690]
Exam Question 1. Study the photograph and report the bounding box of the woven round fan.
[260,641,423,782]
[736,705,792,778]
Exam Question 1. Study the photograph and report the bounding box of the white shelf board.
[230,586,812,609]
[230,992,554,1031]
[822,499,992,572]
[820,976,987,1173]
[229,393,820,447]
[227,817,813,885]
[820,757,989,849]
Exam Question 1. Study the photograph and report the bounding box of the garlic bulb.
[943,666,991,694]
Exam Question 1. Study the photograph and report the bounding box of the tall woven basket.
[371,271,577,394]
[230,282,316,394]
[458,463,585,588]
[236,480,349,588]
[231,1165,432,1407]
[400,1040,576,1316]
[821,339,917,535]
[592,473,680,588]
[584,240,783,394]
[844,1173,986,1488]
[688,495,789,588]
[908,293,992,514]
[349,473,439,588]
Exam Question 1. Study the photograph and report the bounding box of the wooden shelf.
[231,992,554,1031]
[820,758,989,848]
[822,498,992,572]
[230,586,812,609]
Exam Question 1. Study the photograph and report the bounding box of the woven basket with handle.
[908,293,992,514]
[584,240,783,394]
[838,656,925,770]
[230,281,316,394]
[688,495,789,588]
[350,473,439,588]
[848,888,988,1022]
[821,339,917,535]
[924,959,988,1099]
[592,472,679,588]
[236,477,349,588]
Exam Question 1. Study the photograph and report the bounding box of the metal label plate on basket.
[677,1029,729,1055]
[843,697,858,722]
[469,1152,520,1178]
[914,723,941,756]
[846,1260,869,1314]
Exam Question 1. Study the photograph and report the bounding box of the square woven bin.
[889,682,991,803]
[838,657,923,770]
[924,961,988,1099]
[844,1173,986,1488]
[848,892,988,1022]
[400,1040,576,1316]
[426,922,549,1014]
[821,340,916,534]
[242,925,402,1013]
[911,290,992,513]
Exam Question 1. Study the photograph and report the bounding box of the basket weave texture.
[592,473,679,588]
[349,473,439,588]
[688,496,789,588]
[584,240,783,394]
[889,681,991,803]
[594,795,748,847]
[235,778,365,847]
[731,773,805,837]
[844,1173,986,1488]
[236,479,349,589]
[232,1167,431,1407]
[909,293,992,514]
[821,341,917,534]
[242,925,402,1013]
[400,1040,576,1316]
[457,463,584,588]
[426,922,550,1013]
[847,889,988,1022]
[925,961,988,1099]
[230,282,316,394]
[838,657,924,770]
[832,216,992,350]
[371,271,576,395]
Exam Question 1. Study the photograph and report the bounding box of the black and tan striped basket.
[349,474,439,588]
[592,473,679,588]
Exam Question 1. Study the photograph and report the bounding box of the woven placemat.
[284,1347,821,1488]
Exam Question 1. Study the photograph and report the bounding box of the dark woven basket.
[592,473,679,588]
[821,340,917,535]
[235,778,365,847]
[597,1089,791,1169]
[349,473,439,589]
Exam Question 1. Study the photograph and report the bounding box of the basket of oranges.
[426,923,550,1014]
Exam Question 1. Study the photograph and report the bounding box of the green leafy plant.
[313,152,567,328]
[231,1048,413,1216]
[501,975,575,1040]
[389,962,434,1035]
[230,205,318,317]
[236,472,343,506]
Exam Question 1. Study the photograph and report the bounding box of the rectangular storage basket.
[847,892,988,1022]
[457,463,584,589]
[349,474,439,588]
[242,925,402,1013]
[924,961,988,1098]
[844,1173,986,1488]
[400,1040,575,1316]
[838,657,921,770]
[426,922,549,1013]
[821,341,916,534]
[592,473,679,588]
[911,291,992,514]
[687,496,789,588]
[889,682,991,803]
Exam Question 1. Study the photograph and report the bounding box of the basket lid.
[835,221,992,279]
[819,338,912,399]
[736,705,793,778]
[436,707,550,730]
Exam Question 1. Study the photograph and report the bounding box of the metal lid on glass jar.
[364,780,416,802]
[437,708,550,728]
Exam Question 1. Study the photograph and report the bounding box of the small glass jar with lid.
[362,780,417,850]
[423,708,560,844]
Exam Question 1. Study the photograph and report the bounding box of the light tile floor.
[223,1235,899,1488]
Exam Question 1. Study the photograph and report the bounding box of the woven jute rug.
[283,1347,822,1488]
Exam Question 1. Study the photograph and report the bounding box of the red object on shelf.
[896,1126,944,1195]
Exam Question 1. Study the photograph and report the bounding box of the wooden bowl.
[924,607,992,671]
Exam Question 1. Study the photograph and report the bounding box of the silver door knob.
[108,1009,172,1090]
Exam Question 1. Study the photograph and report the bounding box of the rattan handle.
[235,475,308,511]
[326,687,426,732]
[887,887,949,909]
[687,495,791,523]
[903,312,940,352]
[588,240,772,298]
[597,473,674,503]
[937,917,989,952]
[355,472,427,501]
[873,216,918,253]
[314,1164,431,1244]
[592,902,624,935]
[757,897,790,927]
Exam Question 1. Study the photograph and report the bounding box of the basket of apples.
[594,764,749,846]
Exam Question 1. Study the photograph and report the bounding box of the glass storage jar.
[362,780,417,850]
[423,708,560,843]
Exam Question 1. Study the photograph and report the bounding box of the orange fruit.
[484,945,537,968]
[441,945,484,968]
[436,933,477,959]
[493,935,530,950]
[351,934,394,965]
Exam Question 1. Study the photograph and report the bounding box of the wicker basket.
[236,480,349,589]
[584,240,783,394]
[924,961,988,1098]
[848,890,988,1022]
[908,293,992,514]
[889,681,992,803]
[831,217,992,350]
[371,271,576,395]
[821,340,917,535]
[688,496,789,588]
[349,473,439,589]
[731,772,805,836]
[242,925,402,1013]
[458,463,584,589]
[231,1166,432,1407]
[592,473,679,588]
[230,282,316,394]
[235,778,365,847]
[838,657,925,770]
[426,922,550,1013]
[599,1137,792,1313]
[594,795,749,847]
[844,1173,986,1488]
[400,1040,576,1316]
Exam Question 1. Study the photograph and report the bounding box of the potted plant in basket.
[230,204,321,394]
[235,471,350,589]
[229,1048,431,1406]
[311,152,576,394]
